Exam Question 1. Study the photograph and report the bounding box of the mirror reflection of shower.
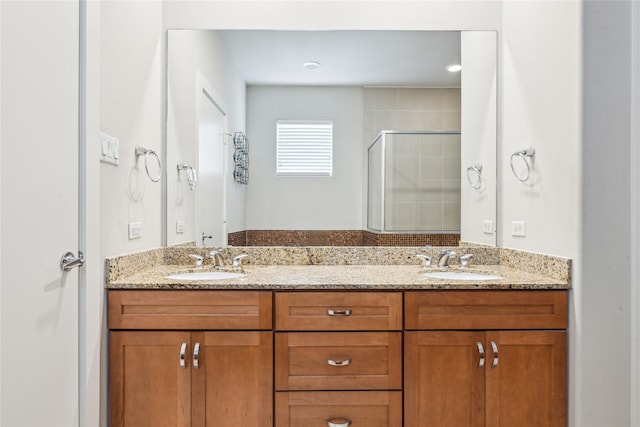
[367,131,461,233]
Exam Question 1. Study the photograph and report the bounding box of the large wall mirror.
[165,30,497,247]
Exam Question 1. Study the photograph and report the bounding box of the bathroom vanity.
[106,247,570,427]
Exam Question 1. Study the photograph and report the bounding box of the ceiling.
[219,30,461,87]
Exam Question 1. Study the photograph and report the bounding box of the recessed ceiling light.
[303,61,321,70]
[446,64,462,72]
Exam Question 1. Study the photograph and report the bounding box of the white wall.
[100,0,164,258]
[163,1,502,32]
[581,1,633,425]
[246,86,363,229]
[499,1,581,257]
[166,30,247,245]
[499,3,583,426]
[460,31,497,246]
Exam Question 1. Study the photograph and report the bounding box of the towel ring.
[135,147,162,183]
[466,165,483,191]
[177,163,197,191]
[510,147,535,182]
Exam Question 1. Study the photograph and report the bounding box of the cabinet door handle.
[327,309,352,316]
[326,417,352,427]
[491,341,499,368]
[477,341,485,368]
[327,357,352,367]
[179,342,187,369]
[193,342,200,369]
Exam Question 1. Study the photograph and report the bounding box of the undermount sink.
[422,271,502,281]
[166,271,245,281]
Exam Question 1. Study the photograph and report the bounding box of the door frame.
[631,0,640,424]
[195,72,229,247]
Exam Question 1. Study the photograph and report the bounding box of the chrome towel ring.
[510,147,535,182]
[466,164,483,191]
[135,146,162,183]
[177,163,197,191]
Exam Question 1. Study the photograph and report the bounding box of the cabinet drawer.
[275,391,402,427]
[405,290,567,330]
[275,292,402,331]
[108,290,272,330]
[275,332,402,391]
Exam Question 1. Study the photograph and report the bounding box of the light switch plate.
[128,222,142,240]
[100,132,120,166]
[511,221,526,237]
[176,220,185,233]
[482,220,494,234]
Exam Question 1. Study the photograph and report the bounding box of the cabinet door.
[404,332,485,427]
[485,331,566,427]
[110,331,192,427]
[192,331,273,427]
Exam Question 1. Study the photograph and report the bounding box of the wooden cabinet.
[108,291,273,427]
[404,291,567,427]
[275,291,403,427]
[108,288,569,427]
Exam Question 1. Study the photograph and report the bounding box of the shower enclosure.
[367,130,462,233]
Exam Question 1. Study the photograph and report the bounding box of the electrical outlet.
[128,222,142,240]
[176,220,185,233]
[482,220,494,234]
[511,221,526,237]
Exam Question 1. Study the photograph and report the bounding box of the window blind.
[276,120,333,176]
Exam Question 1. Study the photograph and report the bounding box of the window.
[276,120,333,176]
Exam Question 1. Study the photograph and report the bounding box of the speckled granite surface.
[105,245,570,290]
[499,247,572,283]
[106,264,568,290]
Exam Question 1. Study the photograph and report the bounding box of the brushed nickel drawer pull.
[193,342,200,369]
[491,341,499,368]
[327,309,352,316]
[327,417,351,427]
[179,342,187,369]
[327,357,352,367]
[477,341,485,368]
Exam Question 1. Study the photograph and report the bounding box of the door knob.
[60,251,85,271]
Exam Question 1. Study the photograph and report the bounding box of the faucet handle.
[459,254,474,268]
[189,254,204,268]
[416,254,432,269]
[232,253,248,269]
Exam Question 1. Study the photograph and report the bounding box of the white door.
[1,1,81,425]
[197,88,227,247]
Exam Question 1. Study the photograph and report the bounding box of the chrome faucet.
[232,253,248,270]
[459,254,474,268]
[437,250,457,268]
[208,250,225,269]
[416,254,432,269]
[189,254,204,268]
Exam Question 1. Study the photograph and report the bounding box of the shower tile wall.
[364,88,461,232]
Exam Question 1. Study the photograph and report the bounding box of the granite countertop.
[107,263,569,290]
